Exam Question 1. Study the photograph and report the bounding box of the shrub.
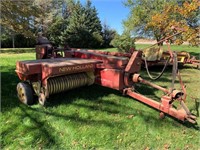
[110,32,135,52]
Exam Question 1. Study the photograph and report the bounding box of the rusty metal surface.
[16,58,102,82]
[73,50,129,69]
[125,51,142,72]
[95,69,124,90]
[16,58,101,74]
[138,76,169,94]
[126,88,196,124]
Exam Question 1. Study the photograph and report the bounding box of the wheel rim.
[38,93,46,106]
[17,86,26,103]
[17,82,34,105]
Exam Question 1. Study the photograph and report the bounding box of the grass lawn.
[0,45,200,149]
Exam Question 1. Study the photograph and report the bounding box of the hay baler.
[16,45,197,124]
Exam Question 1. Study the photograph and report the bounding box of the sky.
[81,0,130,34]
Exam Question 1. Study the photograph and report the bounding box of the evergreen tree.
[61,0,103,48]
[102,22,117,48]
[46,16,66,46]
[84,0,103,48]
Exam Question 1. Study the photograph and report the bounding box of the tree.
[46,17,66,46]
[34,0,66,35]
[0,0,66,47]
[60,1,87,47]
[0,0,109,48]
[0,27,12,48]
[110,32,135,52]
[146,0,200,46]
[0,0,40,47]
[124,0,200,46]
[1,0,40,38]
[102,22,117,48]
[84,0,103,48]
[124,0,169,40]
[60,0,103,48]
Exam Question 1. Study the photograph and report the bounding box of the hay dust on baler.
[15,31,198,125]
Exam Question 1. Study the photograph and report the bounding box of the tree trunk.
[12,33,15,48]
[156,37,163,46]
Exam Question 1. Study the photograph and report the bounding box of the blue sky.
[81,0,130,34]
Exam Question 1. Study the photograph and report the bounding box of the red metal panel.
[95,69,124,90]
[123,51,142,87]
[73,50,129,69]
[64,51,73,58]
[72,49,132,57]
[16,61,41,75]
[40,58,101,86]
[74,51,91,59]
[125,51,142,73]
[16,58,101,83]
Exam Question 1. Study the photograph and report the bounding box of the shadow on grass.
[189,52,200,58]
[1,47,200,149]
[1,69,20,113]
[1,104,65,149]
[2,65,200,149]
[28,105,118,127]
[19,105,60,148]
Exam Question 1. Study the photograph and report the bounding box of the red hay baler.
[15,43,197,124]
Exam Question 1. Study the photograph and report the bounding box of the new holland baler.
[15,42,197,124]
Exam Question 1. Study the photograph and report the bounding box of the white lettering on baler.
[59,64,94,73]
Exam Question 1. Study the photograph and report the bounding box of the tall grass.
[0,45,200,149]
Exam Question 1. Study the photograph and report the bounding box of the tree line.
[0,0,116,48]
[1,0,199,50]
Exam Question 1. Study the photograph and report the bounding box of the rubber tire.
[17,82,34,105]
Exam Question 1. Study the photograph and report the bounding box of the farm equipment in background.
[16,30,198,125]
[140,26,200,70]
[142,48,200,69]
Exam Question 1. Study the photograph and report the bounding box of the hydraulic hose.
[144,55,170,80]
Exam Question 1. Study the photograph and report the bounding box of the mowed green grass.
[101,45,200,58]
[0,45,200,149]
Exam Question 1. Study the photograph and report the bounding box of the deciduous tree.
[124,0,199,46]
[34,0,66,35]
[1,0,39,38]
[147,0,200,45]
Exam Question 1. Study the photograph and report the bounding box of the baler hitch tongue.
[180,101,197,124]
[186,114,197,124]
[130,74,198,124]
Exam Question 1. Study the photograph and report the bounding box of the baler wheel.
[17,82,34,105]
